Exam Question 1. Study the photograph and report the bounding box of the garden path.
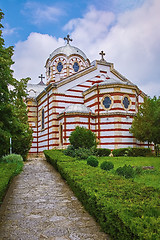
[0,157,110,240]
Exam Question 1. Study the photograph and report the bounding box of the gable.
[56,60,135,96]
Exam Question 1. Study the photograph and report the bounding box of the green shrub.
[112,148,128,157]
[69,126,96,149]
[95,148,111,157]
[116,164,135,179]
[1,154,23,163]
[63,145,75,157]
[112,147,152,157]
[64,145,96,160]
[130,147,152,157]
[75,147,94,160]
[87,155,99,167]
[100,161,114,171]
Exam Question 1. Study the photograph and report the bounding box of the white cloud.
[64,0,160,97]
[12,33,65,83]
[64,6,115,54]
[13,0,160,97]
[3,23,17,36]
[22,1,64,25]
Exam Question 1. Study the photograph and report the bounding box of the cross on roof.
[99,50,105,61]
[64,34,72,44]
[38,74,45,85]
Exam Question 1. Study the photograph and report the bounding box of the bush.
[1,154,23,163]
[112,148,128,157]
[69,126,97,149]
[130,147,152,157]
[112,147,152,157]
[116,164,135,179]
[95,148,111,157]
[63,145,75,157]
[75,147,95,160]
[87,155,99,167]
[100,161,114,171]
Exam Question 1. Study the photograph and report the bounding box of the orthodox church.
[26,35,149,156]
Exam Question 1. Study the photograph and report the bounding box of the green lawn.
[97,156,160,189]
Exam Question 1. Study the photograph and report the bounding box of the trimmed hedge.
[100,161,114,171]
[44,150,160,240]
[87,155,99,167]
[130,148,152,157]
[95,148,111,157]
[112,147,152,157]
[112,148,129,157]
[0,155,23,205]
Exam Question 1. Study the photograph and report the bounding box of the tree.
[69,126,97,149]
[0,9,32,159]
[10,78,33,160]
[130,96,160,155]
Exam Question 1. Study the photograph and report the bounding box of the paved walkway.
[0,158,110,240]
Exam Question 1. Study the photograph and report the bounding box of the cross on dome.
[64,34,72,44]
[99,50,105,61]
[38,74,45,85]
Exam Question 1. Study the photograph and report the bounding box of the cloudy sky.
[1,0,160,97]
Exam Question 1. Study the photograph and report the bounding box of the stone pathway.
[0,158,110,240]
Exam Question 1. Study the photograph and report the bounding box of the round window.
[123,96,130,109]
[73,62,79,72]
[103,96,112,109]
[57,62,63,72]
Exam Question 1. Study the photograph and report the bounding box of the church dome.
[46,35,90,85]
[49,43,88,60]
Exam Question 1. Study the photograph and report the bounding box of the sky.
[0,0,160,97]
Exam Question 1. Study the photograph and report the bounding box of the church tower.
[45,35,90,84]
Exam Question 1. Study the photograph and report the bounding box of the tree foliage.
[0,9,32,160]
[69,126,97,149]
[130,96,160,155]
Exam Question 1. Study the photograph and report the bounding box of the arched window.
[73,62,79,72]
[57,62,63,72]
[122,95,131,110]
[42,108,45,129]
[101,95,113,110]
[60,124,63,145]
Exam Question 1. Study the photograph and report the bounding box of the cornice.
[57,111,96,119]
[57,110,136,120]
[83,83,139,96]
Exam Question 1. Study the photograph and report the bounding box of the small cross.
[39,74,45,81]
[38,74,45,85]
[99,50,105,61]
[64,34,72,44]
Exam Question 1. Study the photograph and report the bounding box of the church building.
[26,35,149,156]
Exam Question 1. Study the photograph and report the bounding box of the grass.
[97,156,160,189]
[0,161,23,205]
